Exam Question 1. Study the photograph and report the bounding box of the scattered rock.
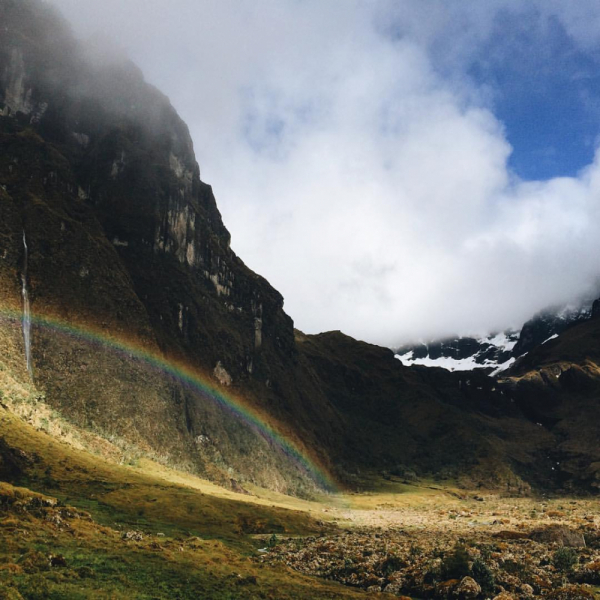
[530,525,586,548]
[454,576,481,599]
[45,513,66,528]
[259,505,600,599]
[547,584,596,599]
[213,361,232,386]
[521,583,534,596]
[121,530,144,542]
[383,581,403,594]
[436,578,459,597]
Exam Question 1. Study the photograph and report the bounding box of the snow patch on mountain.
[395,330,520,374]
[395,290,600,376]
[394,351,516,375]
[487,332,518,353]
[396,351,489,372]
[491,357,516,376]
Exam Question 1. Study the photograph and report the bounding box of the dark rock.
[0,438,33,481]
[512,305,592,357]
[48,554,67,568]
[530,526,586,548]
[592,298,600,319]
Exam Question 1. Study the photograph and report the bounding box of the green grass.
[0,409,367,599]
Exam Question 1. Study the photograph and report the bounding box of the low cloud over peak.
[49,0,600,346]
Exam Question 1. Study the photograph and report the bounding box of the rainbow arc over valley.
[0,307,338,493]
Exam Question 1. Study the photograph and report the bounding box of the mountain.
[0,0,334,495]
[396,296,596,375]
[396,331,519,375]
[503,310,600,492]
[1,0,600,497]
[512,302,593,356]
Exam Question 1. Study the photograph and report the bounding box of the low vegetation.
[262,478,600,598]
[0,407,362,599]
[3,398,600,599]
[0,355,599,599]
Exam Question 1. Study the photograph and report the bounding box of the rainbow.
[0,307,338,493]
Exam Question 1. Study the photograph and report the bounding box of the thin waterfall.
[21,231,33,378]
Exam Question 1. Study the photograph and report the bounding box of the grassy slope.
[0,408,367,599]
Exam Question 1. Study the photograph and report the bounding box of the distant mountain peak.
[395,295,597,376]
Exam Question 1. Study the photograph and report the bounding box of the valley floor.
[1,406,600,599]
[262,478,600,598]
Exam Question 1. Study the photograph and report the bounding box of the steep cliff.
[0,0,335,494]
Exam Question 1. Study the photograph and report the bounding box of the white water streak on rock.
[21,231,33,378]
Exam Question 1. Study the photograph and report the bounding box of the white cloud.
[48,0,600,345]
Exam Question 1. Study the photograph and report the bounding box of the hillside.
[0,403,367,599]
[5,398,600,600]
[4,2,600,598]
[0,0,339,495]
[502,314,600,492]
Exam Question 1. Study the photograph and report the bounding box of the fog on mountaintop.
[48,0,600,346]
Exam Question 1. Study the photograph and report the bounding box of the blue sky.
[465,9,600,181]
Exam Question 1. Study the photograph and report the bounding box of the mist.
[47,0,600,346]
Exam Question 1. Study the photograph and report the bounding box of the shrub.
[19,574,50,599]
[378,554,405,576]
[553,547,578,573]
[441,545,470,580]
[471,559,495,595]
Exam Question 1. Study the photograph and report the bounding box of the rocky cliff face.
[2,0,600,495]
[0,0,329,494]
[512,303,594,357]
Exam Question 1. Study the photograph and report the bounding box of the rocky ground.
[259,491,600,599]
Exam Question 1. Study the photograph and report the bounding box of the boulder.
[454,576,481,599]
[530,525,586,548]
